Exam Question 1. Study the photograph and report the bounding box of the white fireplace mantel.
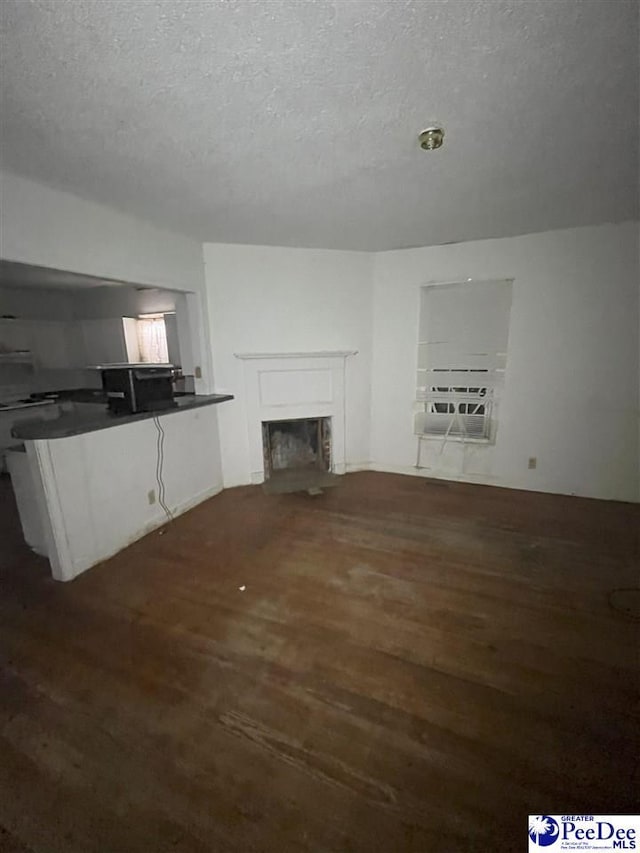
[235,350,357,360]
[236,350,357,484]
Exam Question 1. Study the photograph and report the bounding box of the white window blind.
[415,280,512,442]
[136,314,169,364]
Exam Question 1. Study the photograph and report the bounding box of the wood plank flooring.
[1,471,638,852]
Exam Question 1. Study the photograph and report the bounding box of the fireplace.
[234,351,354,484]
[262,417,331,480]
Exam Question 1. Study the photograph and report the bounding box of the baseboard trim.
[366,463,638,503]
[66,482,225,582]
[170,482,224,517]
[368,463,498,483]
[346,461,373,473]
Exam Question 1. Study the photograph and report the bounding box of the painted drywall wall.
[0,286,92,396]
[71,286,190,371]
[0,171,214,392]
[1,171,205,292]
[203,243,373,487]
[3,170,636,503]
[1,172,224,539]
[71,285,179,318]
[371,222,640,502]
[0,285,76,319]
[29,404,224,581]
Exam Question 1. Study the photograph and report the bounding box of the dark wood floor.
[1,471,638,852]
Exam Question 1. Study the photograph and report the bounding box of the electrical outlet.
[148,489,156,505]
[528,457,537,470]
[194,365,202,379]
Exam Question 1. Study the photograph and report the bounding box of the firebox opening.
[262,417,331,481]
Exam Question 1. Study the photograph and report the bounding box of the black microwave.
[101,364,177,415]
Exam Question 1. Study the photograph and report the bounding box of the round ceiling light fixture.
[418,126,444,151]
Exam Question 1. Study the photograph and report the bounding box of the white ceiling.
[1,0,637,251]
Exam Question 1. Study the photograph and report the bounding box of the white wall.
[0,286,93,396]
[1,282,183,322]
[1,171,204,292]
[203,243,373,487]
[71,284,178,319]
[371,222,640,502]
[71,286,192,372]
[0,171,214,392]
[3,170,637,503]
[0,285,75,319]
[29,405,224,581]
[1,172,225,548]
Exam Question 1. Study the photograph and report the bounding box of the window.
[415,280,512,443]
[122,314,170,364]
[137,315,169,364]
[422,368,490,438]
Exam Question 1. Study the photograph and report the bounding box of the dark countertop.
[11,394,234,441]
[29,388,108,404]
[0,399,57,412]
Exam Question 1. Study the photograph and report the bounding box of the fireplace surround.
[235,351,356,484]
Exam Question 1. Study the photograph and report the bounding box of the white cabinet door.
[0,319,31,353]
[30,321,73,369]
[65,322,89,368]
[81,319,126,365]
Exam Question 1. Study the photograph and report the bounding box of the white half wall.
[28,405,224,581]
[203,244,373,487]
[371,222,640,502]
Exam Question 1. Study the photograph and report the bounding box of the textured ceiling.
[1,0,638,251]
